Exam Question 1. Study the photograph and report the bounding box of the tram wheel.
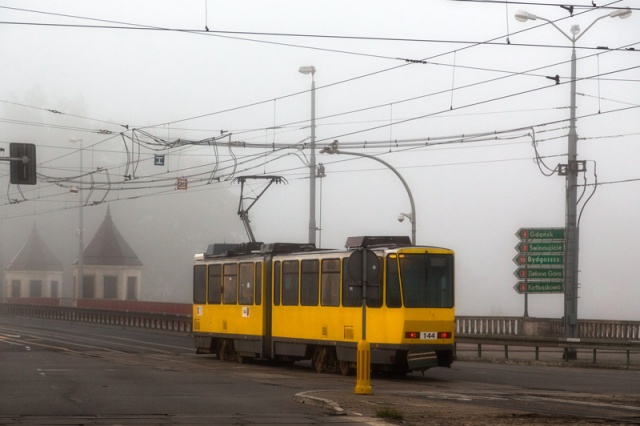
[338,360,352,376]
[218,340,233,361]
[217,341,226,361]
[313,347,326,373]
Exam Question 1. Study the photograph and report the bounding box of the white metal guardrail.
[2,304,638,367]
[456,316,640,340]
[0,303,191,333]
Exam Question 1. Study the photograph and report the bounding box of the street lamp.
[515,7,632,357]
[322,140,416,245]
[299,65,317,246]
[69,138,83,306]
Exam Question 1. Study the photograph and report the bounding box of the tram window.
[208,264,222,304]
[301,259,319,306]
[274,261,281,306]
[400,254,453,308]
[193,265,206,304]
[386,255,402,308]
[282,260,299,306]
[366,257,383,308]
[428,255,454,308]
[321,259,340,306]
[342,258,361,307]
[238,262,255,305]
[255,262,262,305]
[223,263,238,304]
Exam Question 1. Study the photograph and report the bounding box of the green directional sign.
[513,254,564,266]
[513,281,564,294]
[515,241,564,254]
[516,227,565,241]
[514,267,564,279]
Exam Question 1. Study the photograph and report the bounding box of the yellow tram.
[193,236,454,374]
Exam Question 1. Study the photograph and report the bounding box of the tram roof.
[195,236,450,261]
[344,236,412,249]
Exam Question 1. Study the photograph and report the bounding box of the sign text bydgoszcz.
[512,253,564,266]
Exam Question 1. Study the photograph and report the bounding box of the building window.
[11,280,21,298]
[104,276,118,299]
[83,275,95,298]
[127,276,137,300]
[30,280,43,298]
[51,281,59,298]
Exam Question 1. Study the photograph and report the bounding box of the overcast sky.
[1,1,639,320]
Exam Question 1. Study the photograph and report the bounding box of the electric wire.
[1,1,638,217]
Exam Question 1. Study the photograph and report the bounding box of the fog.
[1,1,638,320]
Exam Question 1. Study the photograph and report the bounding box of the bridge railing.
[0,299,640,343]
[456,316,640,340]
[0,302,191,333]
[579,319,640,340]
[456,316,524,336]
[455,316,640,368]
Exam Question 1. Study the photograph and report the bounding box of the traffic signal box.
[9,143,37,185]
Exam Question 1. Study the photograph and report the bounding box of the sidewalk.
[294,351,640,425]
[294,387,547,425]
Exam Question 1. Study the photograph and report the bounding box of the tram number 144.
[420,332,437,340]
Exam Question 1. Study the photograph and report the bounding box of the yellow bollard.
[354,339,373,395]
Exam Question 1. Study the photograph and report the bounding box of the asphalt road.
[0,316,358,424]
[1,315,639,425]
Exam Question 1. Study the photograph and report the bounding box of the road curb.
[293,391,346,415]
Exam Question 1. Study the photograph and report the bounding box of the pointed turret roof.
[7,227,63,271]
[78,206,143,266]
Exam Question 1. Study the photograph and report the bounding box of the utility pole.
[69,138,83,307]
[515,8,632,359]
[299,66,317,246]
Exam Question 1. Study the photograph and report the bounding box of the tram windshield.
[388,253,453,308]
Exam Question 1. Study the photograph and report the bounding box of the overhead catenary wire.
[3,1,636,139]
[1,1,637,150]
[7,105,636,207]
[3,102,637,201]
[1,1,637,217]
